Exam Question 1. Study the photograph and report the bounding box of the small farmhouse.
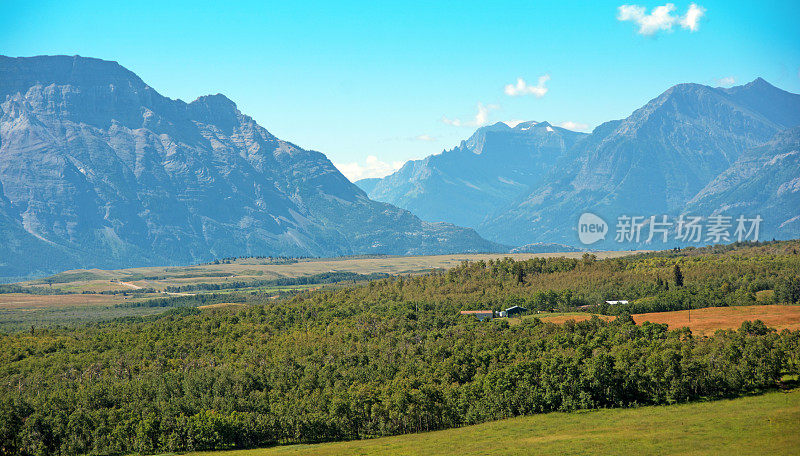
[605,300,629,305]
[504,305,527,317]
[460,310,494,321]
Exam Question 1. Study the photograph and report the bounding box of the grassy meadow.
[187,389,800,456]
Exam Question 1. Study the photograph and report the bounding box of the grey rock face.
[0,55,502,281]
[0,180,79,280]
[684,127,800,239]
[360,121,586,228]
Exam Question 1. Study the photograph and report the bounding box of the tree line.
[1,309,798,455]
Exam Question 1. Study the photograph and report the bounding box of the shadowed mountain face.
[358,121,587,228]
[684,127,800,239]
[363,78,800,248]
[0,180,79,280]
[0,55,501,281]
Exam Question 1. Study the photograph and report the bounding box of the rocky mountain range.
[0,55,501,281]
[684,126,800,237]
[508,242,585,254]
[360,78,800,248]
[2,56,798,281]
[363,121,586,229]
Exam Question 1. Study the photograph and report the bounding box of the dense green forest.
[296,241,798,317]
[1,241,799,455]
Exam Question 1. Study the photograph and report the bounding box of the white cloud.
[617,3,705,35]
[715,76,736,87]
[334,155,405,181]
[557,121,590,132]
[442,102,498,127]
[617,4,676,35]
[504,75,550,97]
[474,103,495,125]
[415,134,436,141]
[680,3,705,31]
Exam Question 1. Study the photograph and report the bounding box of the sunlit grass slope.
[188,389,800,456]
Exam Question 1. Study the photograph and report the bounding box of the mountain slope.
[684,127,800,238]
[354,177,381,195]
[358,121,586,228]
[0,55,501,281]
[478,78,800,246]
[0,180,80,281]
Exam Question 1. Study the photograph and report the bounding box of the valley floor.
[188,389,800,456]
[12,251,639,293]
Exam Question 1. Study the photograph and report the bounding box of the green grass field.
[188,389,800,456]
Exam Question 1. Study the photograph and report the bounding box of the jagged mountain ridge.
[0,55,502,281]
[478,78,800,247]
[358,121,587,228]
[362,78,800,248]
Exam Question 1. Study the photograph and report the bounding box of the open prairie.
[187,389,800,456]
[15,251,641,293]
[0,292,131,310]
[532,304,800,335]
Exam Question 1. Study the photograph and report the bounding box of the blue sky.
[2,0,799,180]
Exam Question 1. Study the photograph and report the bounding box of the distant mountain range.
[363,121,586,229]
[3,56,798,281]
[359,78,800,248]
[0,55,501,281]
[508,242,585,254]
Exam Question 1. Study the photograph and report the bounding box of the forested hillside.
[1,241,799,455]
[303,240,799,316]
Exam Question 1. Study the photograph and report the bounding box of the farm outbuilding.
[460,310,494,321]
[504,305,528,317]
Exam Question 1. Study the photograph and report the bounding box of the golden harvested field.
[633,305,800,335]
[0,293,134,310]
[197,302,247,310]
[16,251,642,293]
[533,305,800,336]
